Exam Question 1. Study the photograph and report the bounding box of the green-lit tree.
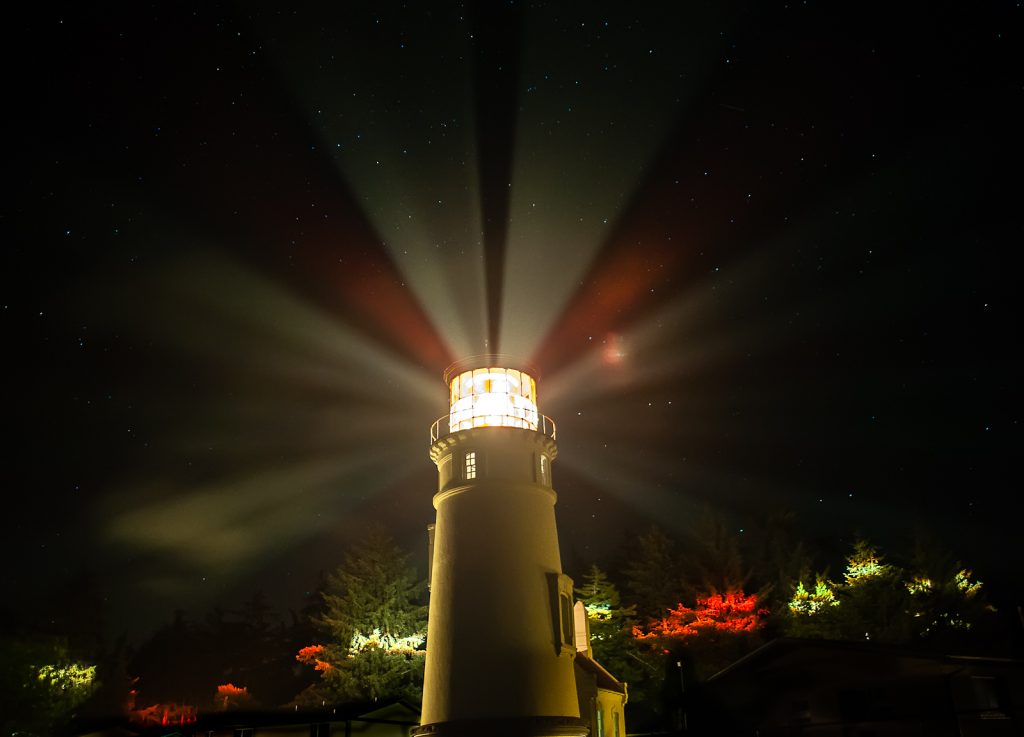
[575,565,650,690]
[782,567,842,639]
[782,537,998,648]
[903,534,996,647]
[830,538,912,643]
[295,528,427,704]
[0,635,99,736]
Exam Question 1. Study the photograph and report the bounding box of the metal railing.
[430,413,557,443]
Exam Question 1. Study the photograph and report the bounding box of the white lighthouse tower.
[416,357,586,737]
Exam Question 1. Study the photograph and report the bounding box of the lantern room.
[447,365,540,432]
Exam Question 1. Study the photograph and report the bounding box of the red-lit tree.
[634,591,768,680]
[634,591,767,641]
[213,683,252,711]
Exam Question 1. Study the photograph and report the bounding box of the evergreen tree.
[622,526,684,622]
[684,506,750,597]
[748,509,812,612]
[831,538,911,643]
[782,567,842,639]
[903,534,995,647]
[296,528,427,704]
[0,635,99,736]
[575,565,649,690]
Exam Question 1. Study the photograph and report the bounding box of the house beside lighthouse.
[415,357,627,737]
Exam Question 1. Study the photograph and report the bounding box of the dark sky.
[5,1,1021,641]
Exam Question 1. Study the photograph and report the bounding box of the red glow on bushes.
[634,591,768,640]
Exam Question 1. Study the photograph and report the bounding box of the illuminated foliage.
[954,569,982,598]
[129,702,197,726]
[634,592,767,641]
[349,627,425,654]
[1,636,100,736]
[905,576,933,595]
[296,644,333,672]
[844,539,891,585]
[788,577,839,616]
[214,682,252,711]
[785,538,996,645]
[574,565,650,697]
[298,528,427,704]
[37,662,97,692]
[903,561,991,642]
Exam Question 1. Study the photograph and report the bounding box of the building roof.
[575,650,628,695]
[707,637,1024,684]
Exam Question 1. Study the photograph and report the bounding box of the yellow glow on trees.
[955,569,982,598]
[36,662,97,693]
[788,578,839,616]
[295,529,427,704]
[844,539,890,584]
[905,576,933,595]
[348,628,426,655]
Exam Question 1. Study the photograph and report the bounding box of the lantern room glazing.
[448,367,539,432]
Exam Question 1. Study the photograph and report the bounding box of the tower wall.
[421,426,581,728]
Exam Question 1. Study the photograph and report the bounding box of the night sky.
[5,1,1021,641]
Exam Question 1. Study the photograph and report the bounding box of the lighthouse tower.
[416,358,585,737]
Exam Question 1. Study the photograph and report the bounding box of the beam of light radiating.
[542,148,951,414]
[77,246,442,612]
[249,5,489,359]
[541,234,798,410]
[102,452,407,579]
[498,3,743,360]
[470,1,523,352]
[528,3,903,378]
[138,250,440,408]
[113,10,453,372]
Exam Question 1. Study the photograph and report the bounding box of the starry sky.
[5,1,1022,640]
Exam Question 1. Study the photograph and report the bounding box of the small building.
[692,637,1024,736]
[573,601,629,737]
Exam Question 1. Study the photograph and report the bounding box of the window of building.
[595,706,604,737]
[560,593,574,647]
[465,451,477,480]
[613,711,620,737]
[540,454,548,484]
[550,572,577,653]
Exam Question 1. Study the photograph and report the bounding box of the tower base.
[413,716,588,737]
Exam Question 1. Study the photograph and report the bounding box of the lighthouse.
[416,357,586,737]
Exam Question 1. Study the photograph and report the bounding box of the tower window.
[551,573,576,653]
[540,454,548,484]
[465,451,477,480]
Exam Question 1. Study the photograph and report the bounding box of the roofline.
[707,636,1024,682]
[575,650,628,695]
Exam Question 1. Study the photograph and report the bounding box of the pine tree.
[783,568,842,639]
[296,528,427,704]
[575,565,648,689]
[831,538,910,643]
[903,533,995,646]
[622,527,683,622]
[684,506,749,597]
[577,565,664,707]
